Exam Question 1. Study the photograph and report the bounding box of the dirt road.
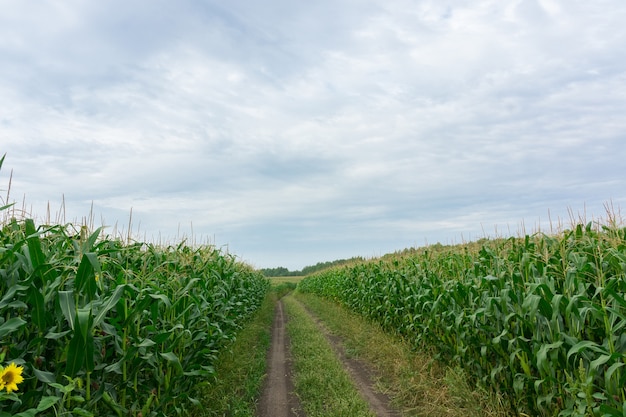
[256,296,399,417]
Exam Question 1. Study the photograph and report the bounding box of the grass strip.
[294,291,511,417]
[283,294,377,417]
[194,284,293,416]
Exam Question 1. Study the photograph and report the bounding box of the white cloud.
[2,0,626,270]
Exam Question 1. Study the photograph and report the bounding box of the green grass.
[294,291,509,417]
[283,295,376,417]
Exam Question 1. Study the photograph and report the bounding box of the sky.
[1,0,625,270]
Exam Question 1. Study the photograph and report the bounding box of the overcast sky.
[1,0,625,270]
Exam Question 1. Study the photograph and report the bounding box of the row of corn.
[298,223,626,416]
[0,215,269,416]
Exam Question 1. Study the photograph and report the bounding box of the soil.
[256,296,400,417]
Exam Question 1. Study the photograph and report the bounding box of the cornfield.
[298,224,626,416]
[0,213,269,416]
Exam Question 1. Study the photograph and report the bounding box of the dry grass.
[268,276,306,286]
[295,292,513,417]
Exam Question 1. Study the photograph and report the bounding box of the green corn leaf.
[551,293,566,318]
[36,396,61,412]
[32,368,56,384]
[25,218,45,271]
[598,404,625,417]
[153,331,175,344]
[605,361,624,388]
[103,359,124,374]
[567,340,608,360]
[537,296,553,318]
[45,329,72,339]
[64,310,94,375]
[522,294,541,316]
[84,333,95,372]
[513,373,526,395]
[183,369,213,377]
[27,284,46,329]
[76,308,92,343]
[149,292,171,307]
[69,408,93,417]
[93,284,126,328]
[64,307,95,375]
[180,277,201,295]
[12,410,38,417]
[137,339,156,348]
[59,291,76,329]
[0,317,27,338]
[515,350,532,376]
[0,284,28,309]
[590,354,612,373]
[66,331,86,377]
[492,329,507,345]
[6,300,27,309]
[536,341,563,374]
[101,391,124,417]
[605,288,626,310]
[160,351,184,374]
[86,227,102,251]
[75,253,99,300]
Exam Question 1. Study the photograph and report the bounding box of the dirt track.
[256,296,399,417]
[256,300,303,417]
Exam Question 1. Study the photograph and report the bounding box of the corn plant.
[0,211,269,416]
[299,224,626,416]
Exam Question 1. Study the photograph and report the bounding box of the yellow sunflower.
[0,362,24,393]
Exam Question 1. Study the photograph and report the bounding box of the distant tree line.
[260,257,365,277]
[259,266,296,277]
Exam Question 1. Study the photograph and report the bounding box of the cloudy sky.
[1,0,625,270]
